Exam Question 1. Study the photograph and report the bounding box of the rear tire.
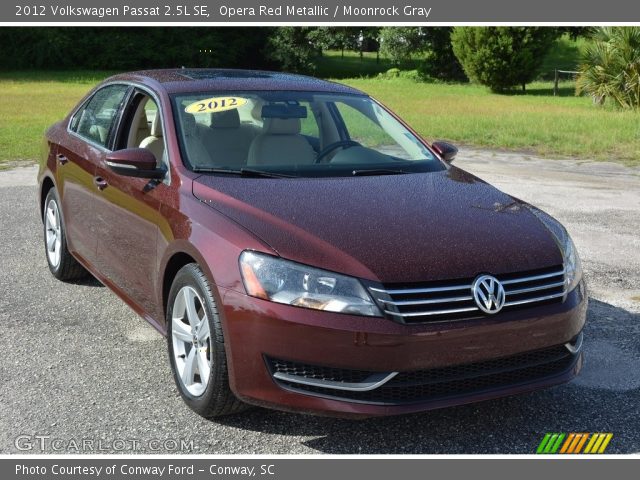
[43,189,87,281]
[167,263,248,418]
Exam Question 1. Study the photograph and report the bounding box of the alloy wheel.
[171,286,212,397]
[45,199,62,268]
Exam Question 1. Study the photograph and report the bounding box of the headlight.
[527,207,583,292]
[562,234,582,292]
[239,251,382,317]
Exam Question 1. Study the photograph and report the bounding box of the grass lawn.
[342,78,639,165]
[0,70,638,166]
[0,71,115,166]
[317,34,589,81]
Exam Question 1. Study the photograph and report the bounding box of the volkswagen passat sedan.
[38,69,586,418]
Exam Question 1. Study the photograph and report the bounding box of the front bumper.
[218,280,587,417]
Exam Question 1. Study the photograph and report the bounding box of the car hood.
[192,167,563,283]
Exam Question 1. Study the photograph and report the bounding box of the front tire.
[167,263,247,418]
[43,188,87,281]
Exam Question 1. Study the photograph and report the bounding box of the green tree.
[265,27,319,73]
[420,28,467,81]
[359,27,381,59]
[0,27,272,71]
[309,28,359,57]
[308,27,380,60]
[558,27,591,40]
[576,27,640,109]
[379,27,427,66]
[451,27,559,92]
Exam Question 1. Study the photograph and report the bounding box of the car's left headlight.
[239,251,383,317]
[528,207,583,292]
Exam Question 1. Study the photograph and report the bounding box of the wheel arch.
[162,251,199,317]
[39,176,56,222]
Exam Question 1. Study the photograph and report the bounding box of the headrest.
[182,113,197,136]
[210,109,240,129]
[150,113,163,137]
[250,99,265,123]
[136,110,149,131]
[263,117,301,135]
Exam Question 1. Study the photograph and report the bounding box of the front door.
[93,91,169,317]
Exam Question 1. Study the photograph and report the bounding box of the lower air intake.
[267,343,578,405]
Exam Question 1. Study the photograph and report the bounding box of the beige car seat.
[198,109,254,167]
[128,101,152,148]
[247,117,315,166]
[181,113,212,167]
[139,114,164,162]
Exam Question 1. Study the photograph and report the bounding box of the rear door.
[57,84,130,267]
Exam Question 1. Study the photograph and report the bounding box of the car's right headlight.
[527,206,583,292]
[562,233,582,293]
[239,251,382,317]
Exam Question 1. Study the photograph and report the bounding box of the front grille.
[268,344,577,405]
[369,265,566,324]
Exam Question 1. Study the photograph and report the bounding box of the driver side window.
[115,92,166,166]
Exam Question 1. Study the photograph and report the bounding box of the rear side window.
[70,84,129,148]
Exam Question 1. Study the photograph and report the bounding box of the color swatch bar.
[537,433,613,454]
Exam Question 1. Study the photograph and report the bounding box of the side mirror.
[432,141,458,163]
[105,148,165,179]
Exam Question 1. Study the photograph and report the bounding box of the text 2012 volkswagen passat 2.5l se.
[38,69,586,418]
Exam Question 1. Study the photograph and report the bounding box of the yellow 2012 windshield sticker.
[184,96,247,114]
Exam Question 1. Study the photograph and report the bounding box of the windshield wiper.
[192,167,296,178]
[240,168,296,178]
[351,168,408,176]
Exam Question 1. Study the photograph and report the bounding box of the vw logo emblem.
[472,275,506,314]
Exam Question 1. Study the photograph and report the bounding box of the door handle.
[93,176,108,190]
[56,153,68,165]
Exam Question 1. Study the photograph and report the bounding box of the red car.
[38,69,586,418]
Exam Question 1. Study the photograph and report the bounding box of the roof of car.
[107,69,365,95]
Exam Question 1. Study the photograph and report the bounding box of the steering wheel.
[315,140,361,164]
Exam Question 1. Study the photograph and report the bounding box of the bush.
[576,27,640,109]
[383,67,401,78]
[377,68,424,82]
[451,27,559,92]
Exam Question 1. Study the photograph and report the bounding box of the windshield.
[171,91,443,177]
